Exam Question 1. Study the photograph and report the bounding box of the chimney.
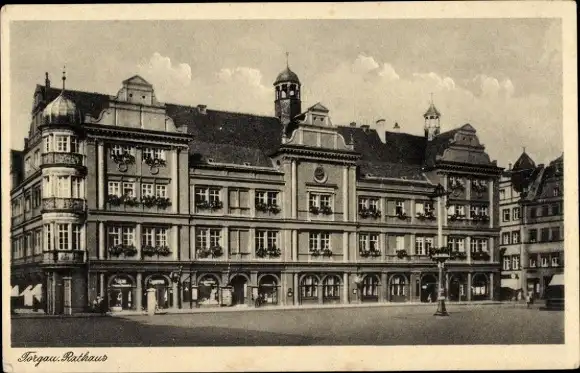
[349,121,356,127]
[24,138,29,148]
[197,105,207,115]
[508,163,512,170]
[393,122,400,133]
[376,118,386,126]
[45,72,50,89]
[361,124,370,133]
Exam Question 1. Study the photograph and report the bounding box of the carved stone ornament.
[314,166,327,183]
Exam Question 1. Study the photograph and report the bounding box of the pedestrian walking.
[526,291,533,308]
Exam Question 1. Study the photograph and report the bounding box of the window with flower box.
[142,147,166,161]
[309,193,332,215]
[395,200,405,215]
[470,238,488,253]
[358,197,381,218]
[414,236,434,255]
[122,182,135,197]
[447,237,465,252]
[449,176,463,189]
[447,204,465,219]
[156,185,167,198]
[255,191,280,213]
[415,201,434,219]
[470,205,489,220]
[110,145,135,156]
[309,232,331,255]
[255,230,280,257]
[195,187,222,210]
[196,228,222,252]
[108,181,121,197]
[359,233,380,256]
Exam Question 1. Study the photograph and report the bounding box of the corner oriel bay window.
[53,223,83,251]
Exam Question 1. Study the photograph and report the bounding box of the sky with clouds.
[9,19,562,167]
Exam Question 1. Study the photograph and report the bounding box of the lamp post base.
[434,299,449,317]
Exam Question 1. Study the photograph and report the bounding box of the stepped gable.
[165,104,283,167]
[337,126,427,180]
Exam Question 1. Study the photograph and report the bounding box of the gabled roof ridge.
[167,102,277,120]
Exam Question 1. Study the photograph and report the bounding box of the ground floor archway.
[361,274,380,302]
[420,274,438,303]
[300,274,320,305]
[144,274,172,309]
[388,274,408,302]
[322,274,342,304]
[198,274,220,306]
[108,274,135,311]
[472,273,489,301]
[258,274,279,306]
[448,273,467,301]
[230,274,249,306]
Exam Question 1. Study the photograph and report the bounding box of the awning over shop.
[549,274,564,286]
[500,278,520,290]
[11,285,19,296]
[19,285,32,296]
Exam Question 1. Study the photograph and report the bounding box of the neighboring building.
[10,65,503,315]
[499,151,564,300]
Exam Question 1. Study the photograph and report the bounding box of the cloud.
[217,67,268,89]
[136,52,192,102]
[378,63,400,81]
[352,54,380,74]
[472,74,515,98]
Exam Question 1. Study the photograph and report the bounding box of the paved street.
[12,303,563,347]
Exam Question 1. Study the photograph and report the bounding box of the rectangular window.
[551,254,560,267]
[110,145,134,156]
[528,229,537,243]
[70,137,78,153]
[530,207,537,218]
[267,231,278,248]
[209,189,220,203]
[503,256,511,271]
[309,232,319,250]
[122,182,135,197]
[512,231,520,244]
[553,187,560,197]
[502,209,510,222]
[34,229,42,254]
[502,232,511,245]
[71,177,82,199]
[155,184,167,197]
[122,227,135,246]
[395,235,405,251]
[141,183,154,197]
[529,255,537,268]
[155,228,168,247]
[24,193,31,211]
[43,176,52,198]
[108,227,121,247]
[470,238,488,253]
[360,233,379,252]
[44,136,51,152]
[108,181,120,196]
[57,223,69,251]
[540,228,550,242]
[44,224,52,251]
[551,227,561,241]
[309,232,331,251]
[72,224,81,250]
[320,233,330,249]
[256,230,267,249]
[542,205,550,216]
[143,227,154,246]
[415,236,425,255]
[195,229,208,249]
[55,135,69,152]
[499,189,506,200]
[541,255,549,268]
[512,256,520,270]
[395,201,405,215]
[143,147,166,161]
[447,237,465,252]
[512,207,520,220]
[56,176,70,198]
[195,187,207,202]
[255,191,280,206]
[320,195,331,208]
[209,229,221,247]
[310,193,332,209]
[552,203,560,215]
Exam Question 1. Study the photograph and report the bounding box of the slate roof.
[274,67,300,85]
[423,103,441,118]
[512,151,536,171]
[336,126,427,180]
[423,129,459,168]
[38,85,111,120]
[521,154,563,201]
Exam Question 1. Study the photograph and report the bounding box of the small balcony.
[41,152,85,168]
[42,197,86,214]
[42,250,86,265]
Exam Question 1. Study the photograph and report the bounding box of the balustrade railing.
[42,197,86,213]
[42,152,85,167]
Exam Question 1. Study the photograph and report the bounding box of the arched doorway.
[198,274,220,306]
[145,275,171,309]
[258,275,279,306]
[108,274,135,311]
[472,274,489,301]
[420,274,438,303]
[230,275,248,306]
[389,275,408,302]
[449,274,467,301]
[300,274,319,305]
[361,274,380,302]
[322,275,341,304]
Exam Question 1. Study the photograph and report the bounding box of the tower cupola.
[42,68,81,126]
[274,53,302,125]
[423,94,441,141]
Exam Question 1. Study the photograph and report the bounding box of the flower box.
[143,157,166,167]
[449,214,465,221]
[141,245,157,257]
[360,249,381,257]
[309,205,320,215]
[322,248,333,257]
[256,246,281,258]
[111,153,135,165]
[123,196,140,207]
[108,244,137,257]
[395,249,408,259]
[196,200,222,211]
[320,206,333,215]
[197,245,223,258]
[156,246,171,256]
[471,251,491,261]
[359,207,381,219]
[310,249,321,256]
[256,203,281,214]
[396,212,408,220]
[107,195,122,206]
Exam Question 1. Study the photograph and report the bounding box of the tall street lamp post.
[431,183,450,317]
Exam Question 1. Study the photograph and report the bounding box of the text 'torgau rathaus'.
[10,63,504,314]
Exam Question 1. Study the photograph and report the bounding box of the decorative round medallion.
[452,189,461,197]
[314,166,327,183]
[117,163,128,173]
[150,166,159,175]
